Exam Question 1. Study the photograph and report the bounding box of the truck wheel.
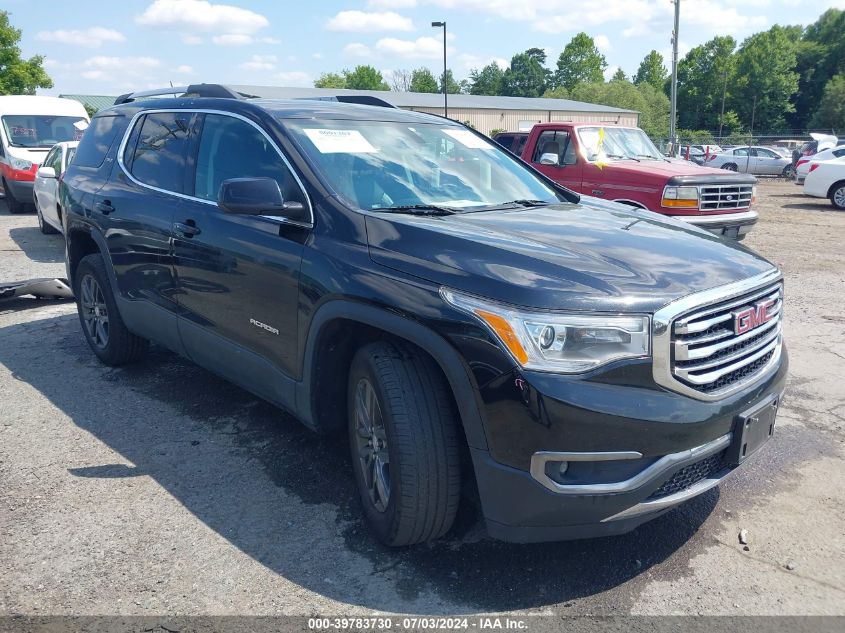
[35,198,59,234]
[831,182,845,210]
[721,163,738,172]
[347,341,461,546]
[3,178,25,214]
[74,253,148,366]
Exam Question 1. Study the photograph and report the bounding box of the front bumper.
[674,209,758,240]
[471,348,788,543]
[3,178,34,201]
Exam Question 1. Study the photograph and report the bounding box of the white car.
[705,145,794,177]
[33,141,78,234]
[803,155,845,210]
[795,145,845,184]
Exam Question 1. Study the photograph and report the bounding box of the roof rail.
[113,83,257,105]
[298,95,396,108]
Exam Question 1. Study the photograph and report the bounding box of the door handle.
[95,201,115,215]
[174,221,201,238]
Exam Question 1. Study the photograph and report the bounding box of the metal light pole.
[431,21,447,118]
[718,70,728,140]
[669,0,680,153]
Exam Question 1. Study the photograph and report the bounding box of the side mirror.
[539,152,560,166]
[37,166,56,179]
[217,177,308,222]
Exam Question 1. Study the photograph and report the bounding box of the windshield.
[576,126,664,161]
[282,119,559,211]
[2,115,87,148]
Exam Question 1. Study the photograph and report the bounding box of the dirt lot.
[1,180,843,616]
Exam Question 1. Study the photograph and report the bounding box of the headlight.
[661,185,699,209]
[9,156,33,171]
[441,288,650,373]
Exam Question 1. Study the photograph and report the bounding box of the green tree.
[542,86,569,99]
[343,65,389,91]
[809,73,845,130]
[0,11,52,94]
[731,26,799,131]
[439,69,462,94]
[83,103,98,118]
[633,50,668,92]
[554,33,606,91]
[468,63,504,95]
[314,72,346,89]
[502,48,548,97]
[675,36,736,131]
[409,67,439,93]
[570,80,670,139]
[611,68,627,82]
[790,9,845,129]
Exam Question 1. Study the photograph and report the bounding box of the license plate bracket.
[727,396,779,466]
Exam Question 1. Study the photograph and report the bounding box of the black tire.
[348,340,461,546]
[35,198,59,234]
[3,178,25,214]
[781,164,795,179]
[830,182,845,210]
[722,163,738,172]
[74,253,148,366]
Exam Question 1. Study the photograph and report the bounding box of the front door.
[529,130,582,192]
[173,112,309,405]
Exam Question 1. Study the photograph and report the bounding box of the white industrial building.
[228,85,640,135]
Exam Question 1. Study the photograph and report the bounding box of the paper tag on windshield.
[303,129,377,153]
[443,129,492,149]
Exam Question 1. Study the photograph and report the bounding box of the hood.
[366,202,776,313]
[6,146,50,166]
[600,158,738,179]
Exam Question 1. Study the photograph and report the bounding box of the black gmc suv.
[61,84,787,545]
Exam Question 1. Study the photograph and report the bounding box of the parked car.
[690,144,722,155]
[795,145,845,185]
[61,84,787,545]
[496,124,759,240]
[764,146,792,159]
[803,155,845,210]
[792,133,838,166]
[33,141,78,234]
[492,131,529,156]
[0,96,88,213]
[706,146,794,177]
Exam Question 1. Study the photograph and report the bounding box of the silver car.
[705,146,794,177]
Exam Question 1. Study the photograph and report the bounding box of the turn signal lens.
[474,309,529,365]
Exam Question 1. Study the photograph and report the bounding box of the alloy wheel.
[80,274,109,350]
[353,378,390,512]
[834,186,845,209]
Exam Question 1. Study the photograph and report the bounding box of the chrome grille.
[671,282,782,395]
[699,184,753,211]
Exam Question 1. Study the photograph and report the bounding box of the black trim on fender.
[296,300,489,450]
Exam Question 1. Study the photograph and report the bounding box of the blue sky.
[4,0,845,96]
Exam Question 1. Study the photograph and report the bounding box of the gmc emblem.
[733,299,776,335]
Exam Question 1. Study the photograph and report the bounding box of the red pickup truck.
[494,123,758,240]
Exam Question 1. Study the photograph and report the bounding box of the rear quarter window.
[74,115,123,168]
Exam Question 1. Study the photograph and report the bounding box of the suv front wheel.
[348,341,461,546]
[74,254,148,366]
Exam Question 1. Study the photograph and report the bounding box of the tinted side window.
[514,135,528,156]
[194,114,299,203]
[74,115,122,168]
[130,112,193,194]
[51,147,63,174]
[833,148,845,158]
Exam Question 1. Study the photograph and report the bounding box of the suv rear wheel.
[348,341,461,546]
[74,254,148,366]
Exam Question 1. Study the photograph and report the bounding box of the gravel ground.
[1,180,843,616]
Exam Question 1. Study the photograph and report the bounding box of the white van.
[0,96,89,213]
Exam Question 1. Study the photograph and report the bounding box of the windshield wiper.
[372,204,458,216]
[606,154,640,162]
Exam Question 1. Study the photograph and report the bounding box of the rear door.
[172,112,308,403]
[528,129,582,191]
[733,147,752,172]
[93,110,195,352]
